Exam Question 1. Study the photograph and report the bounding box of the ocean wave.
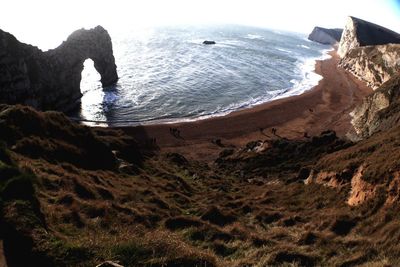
[276,47,292,53]
[246,34,264,39]
[298,44,311,49]
[78,26,334,126]
[272,47,332,100]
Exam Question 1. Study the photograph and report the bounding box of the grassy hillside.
[1,105,400,266]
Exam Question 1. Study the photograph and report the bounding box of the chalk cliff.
[308,27,343,45]
[339,44,400,89]
[350,74,400,139]
[338,16,400,58]
[336,18,400,139]
[0,26,118,112]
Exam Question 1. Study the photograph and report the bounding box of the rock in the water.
[0,26,118,112]
[308,27,343,45]
[338,16,400,58]
[203,40,216,45]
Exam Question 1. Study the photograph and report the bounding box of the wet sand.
[119,50,372,161]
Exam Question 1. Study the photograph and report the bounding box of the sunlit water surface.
[78,25,331,126]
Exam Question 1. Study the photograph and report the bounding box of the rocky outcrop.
[338,16,400,58]
[308,27,343,45]
[304,169,352,188]
[338,18,400,139]
[347,166,376,206]
[203,40,216,45]
[350,74,400,139]
[305,166,376,206]
[0,26,118,112]
[339,44,400,89]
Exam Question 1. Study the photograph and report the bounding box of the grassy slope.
[1,105,400,266]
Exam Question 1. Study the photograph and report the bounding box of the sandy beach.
[119,50,372,161]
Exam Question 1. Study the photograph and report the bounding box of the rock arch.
[0,26,118,112]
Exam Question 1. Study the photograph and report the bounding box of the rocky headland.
[0,26,118,112]
[308,27,343,45]
[338,16,400,58]
[337,16,400,90]
[333,17,400,140]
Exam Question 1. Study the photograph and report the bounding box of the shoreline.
[116,50,372,161]
[78,46,334,127]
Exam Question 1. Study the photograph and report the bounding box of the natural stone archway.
[0,26,118,112]
[80,59,102,93]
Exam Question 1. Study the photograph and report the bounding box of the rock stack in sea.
[0,26,118,112]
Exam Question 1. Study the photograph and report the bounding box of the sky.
[1,0,399,50]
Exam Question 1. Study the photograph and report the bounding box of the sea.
[77,25,332,126]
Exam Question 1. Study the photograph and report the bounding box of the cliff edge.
[350,74,400,139]
[308,27,343,45]
[337,17,400,90]
[0,26,118,112]
[338,16,400,58]
[339,44,400,89]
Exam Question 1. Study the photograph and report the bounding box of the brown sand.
[119,50,372,161]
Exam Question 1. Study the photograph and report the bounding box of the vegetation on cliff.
[2,15,400,267]
[0,104,400,266]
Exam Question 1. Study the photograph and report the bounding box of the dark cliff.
[308,27,343,45]
[0,26,118,112]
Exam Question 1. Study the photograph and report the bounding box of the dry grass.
[1,105,400,266]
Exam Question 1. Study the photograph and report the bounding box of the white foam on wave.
[297,44,310,49]
[246,34,264,39]
[168,47,334,125]
[79,29,335,127]
[97,46,335,127]
[218,39,244,46]
[134,95,273,125]
[188,39,206,45]
[276,47,292,53]
[272,47,333,100]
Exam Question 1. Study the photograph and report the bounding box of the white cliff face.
[338,17,359,58]
[338,16,400,58]
[350,90,391,138]
[339,44,400,90]
[350,74,400,139]
[338,17,400,139]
